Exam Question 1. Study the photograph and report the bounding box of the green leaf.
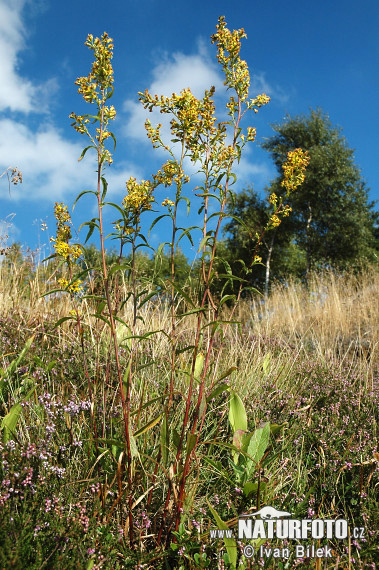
[194,352,204,380]
[207,500,237,568]
[166,279,195,308]
[149,215,170,235]
[78,145,96,162]
[186,433,197,458]
[270,423,286,436]
[1,336,34,380]
[129,432,139,459]
[172,429,181,450]
[206,383,230,403]
[134,414,162,438]
[216,366,238,383]
[1,386,35,443]
[79,219,100,243]
[197,234,213,253]
[108,263,131,277]
[1,403,22,443]
[219,294,236,306]
[109,131,117,151]
[243,481,267,497]
[262,353,271,375]
[100,176,108,201]
[73,190,97,209]
[177,228,194,247]
[178,195,191,215]
[246,422,270,472]
[228,391,247,434]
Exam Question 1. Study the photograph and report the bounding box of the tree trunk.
[305,203,313,276]
[264,233,275,298]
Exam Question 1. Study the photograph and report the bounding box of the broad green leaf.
[172,429,181,450]
[229,391,247,434]
[1,403,22,443]
[270,423,285,436]
[129,432,139,459]
[186,433,197,457]
[194,352,204,380]
[246,422,270,473]
[243,481,267,497]
[1,384,35,442]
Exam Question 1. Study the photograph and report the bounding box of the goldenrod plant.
[61,16,311,555]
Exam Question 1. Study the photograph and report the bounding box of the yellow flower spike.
[281,148,310,193]
[52,203,82,263]
[123,177,154,213]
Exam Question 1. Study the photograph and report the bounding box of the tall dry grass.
[236,266,378,367]
[1,258,377,363]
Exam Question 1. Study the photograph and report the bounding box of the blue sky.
[0,0,378,262]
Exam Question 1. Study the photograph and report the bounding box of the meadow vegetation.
[0,17,378,569]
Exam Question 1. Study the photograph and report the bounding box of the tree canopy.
[220,109,378,295]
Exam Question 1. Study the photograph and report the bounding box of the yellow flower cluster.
[269,214,281,228]
[70,33,116,165]
[69,113,90,135]
[268,192,278,205]
[58,278,83,294]
[122,177,154,213]
[281,148,310,193]
[248,94,271,113]
[75,32,114,104]
[241,126,257,143]
[153,161,189,187]
[211,144,238,171]
[162,198,175,208]
[51,203,81,262]
[140,87,216,158]
[211,16,250,101]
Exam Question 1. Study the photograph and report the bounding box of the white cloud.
[0,0,59,114]
[0,0,138,205]
[0,119,137,203]
[0,0,37,113]
[252,72,292,106]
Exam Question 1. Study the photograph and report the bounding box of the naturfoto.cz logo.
[209,505,364,560]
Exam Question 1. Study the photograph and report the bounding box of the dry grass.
[235,266,378,372]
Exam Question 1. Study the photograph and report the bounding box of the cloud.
[252,72,292,106]
[0,1,138,206]
[0,0,38,113]
[0,119,137,204]
[0,0,59,114]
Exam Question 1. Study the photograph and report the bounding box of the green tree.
[219,186,303,296]
[261,109,378,273]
